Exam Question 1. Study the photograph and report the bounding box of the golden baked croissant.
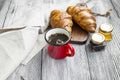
[67,5,96,33]
[50,10,73,33]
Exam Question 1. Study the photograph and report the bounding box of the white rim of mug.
[44,28,71,46]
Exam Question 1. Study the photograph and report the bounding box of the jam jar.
[99,23,113,41]
[90,33,106,51]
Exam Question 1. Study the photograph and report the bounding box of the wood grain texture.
[7,51,42,80]
[42,45,90,80]
[85,0,120,80]
[41,0,120,80]
[0,0,119,80]
[0,0,12,28]
[0,0,6,10]
[110,0,120,18]
[1,0,48,29]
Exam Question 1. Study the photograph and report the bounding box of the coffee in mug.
[48,33,69,45]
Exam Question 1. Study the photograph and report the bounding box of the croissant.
[67,5,96,33]
[50,10,73,33]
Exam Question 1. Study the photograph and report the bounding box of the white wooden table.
[0,0,120,80]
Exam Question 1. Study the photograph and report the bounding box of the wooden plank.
[85,0,120,80]
[3,0,44,80]
[2,0,46,28]
[0,0,6,10]
[0,0,12,28]
[110,0,120,18]
[6,51,42,80]
[42,45,90,80]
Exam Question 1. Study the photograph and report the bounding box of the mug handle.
[66,43,75,57]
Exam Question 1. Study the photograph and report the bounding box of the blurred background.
[0,0,5,11]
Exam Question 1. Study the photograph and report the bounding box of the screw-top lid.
[100,23,113,33]
[91,33,105,45]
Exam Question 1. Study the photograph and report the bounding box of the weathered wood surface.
[0,0,120,80]
[6,51,42,80]
[0,0,12,28]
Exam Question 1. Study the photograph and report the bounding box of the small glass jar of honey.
[90,33,106,51]
[99,23,113,41]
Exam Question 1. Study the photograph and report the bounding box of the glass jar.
[99,23,113,41]
[90,33,106,51]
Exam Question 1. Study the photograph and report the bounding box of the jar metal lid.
[91,33,105,45]
[100,23,113,33]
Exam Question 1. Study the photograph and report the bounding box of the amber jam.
[90,33,106,51]
[99,23,113,41]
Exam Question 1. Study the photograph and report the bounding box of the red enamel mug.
[45,28,75,59]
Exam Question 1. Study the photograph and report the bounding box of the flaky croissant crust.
[67,6,96,33]
[50,10,73,33]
